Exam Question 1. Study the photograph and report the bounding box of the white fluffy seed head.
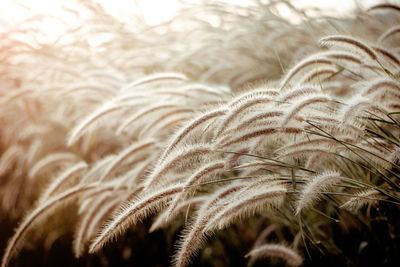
[245,243,303,267]
[296,170,341,215]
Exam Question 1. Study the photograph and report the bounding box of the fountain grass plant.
[1,0,400,266]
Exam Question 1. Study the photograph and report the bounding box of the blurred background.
[0,0,385,31]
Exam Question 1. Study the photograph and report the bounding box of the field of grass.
[1,1,400,266]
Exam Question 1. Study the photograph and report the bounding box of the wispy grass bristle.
[296,171,342,215]
[245,243,303,267]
